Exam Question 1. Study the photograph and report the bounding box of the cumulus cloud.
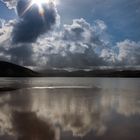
[100,48,116,65]
[100,39,140,67]
[0,12,140,69]
[0,19,15,61]
[115,40,140,65]
[0,19,15,43]
[32,18,107,69]
[1,18,107,68]
[93,20,107,34]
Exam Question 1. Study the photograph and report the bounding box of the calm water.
[0,78,140,140]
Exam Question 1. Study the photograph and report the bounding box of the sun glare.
[31,0,49,16]
[31,0,58,6]
[31,0,50,5]
[21,0,58,17]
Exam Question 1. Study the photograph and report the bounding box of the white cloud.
[116,39,140,65]
[94,20,107,33]
[1,0,17,9]
[100,48,116,64]
[0,16,140,69]
[31,18,106,69]
[0,19,15,44]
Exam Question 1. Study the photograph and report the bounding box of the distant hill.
[41,69,140,77]
[0,61,140,77]
[0,61,39,77]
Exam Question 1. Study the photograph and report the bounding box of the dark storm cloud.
[0,30,35,66]
[6,43,35,66]
[12,0,58,43]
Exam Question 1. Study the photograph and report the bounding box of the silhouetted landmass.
[41,69,140,77]
[0,61,140,77]
[0,61,39,77]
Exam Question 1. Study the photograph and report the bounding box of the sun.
[31,0,56,15]
[21,0,58,17]
[31,0,58,6]
[31,0,50,16]
[31,0,51,6]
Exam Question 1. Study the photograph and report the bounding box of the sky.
[0,0,140,70]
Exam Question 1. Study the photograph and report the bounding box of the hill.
[0,61,39,77]
[0,61,140,77]
[41,69,140,77]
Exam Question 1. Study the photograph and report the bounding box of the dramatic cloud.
[0,18,107,69]
[7,43,34,66]
[12,0,59,43]
[0,7,140,69]
[32,18,107,69]
[0,19,34,65]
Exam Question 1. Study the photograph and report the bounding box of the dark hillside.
[0,61,39,77]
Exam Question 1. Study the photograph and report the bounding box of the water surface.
[0,78,140,140]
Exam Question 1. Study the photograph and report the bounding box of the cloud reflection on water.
[0,86,140,140]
